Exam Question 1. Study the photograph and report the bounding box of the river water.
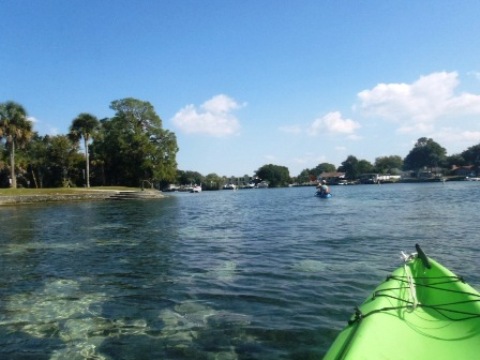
[1,182,479,359]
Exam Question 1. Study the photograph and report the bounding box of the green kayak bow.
[323,245,480,360]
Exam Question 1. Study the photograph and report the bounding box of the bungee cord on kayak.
[346,263,480,327]
[324,245,480,360]
[348,283,480,325]
[370,275,480,321]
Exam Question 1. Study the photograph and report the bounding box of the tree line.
[295,137,480,184]
[0,98,178,189]
[174,137,480,189]
[2,97,480,190]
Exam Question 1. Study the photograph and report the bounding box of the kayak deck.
[323,248,480,359]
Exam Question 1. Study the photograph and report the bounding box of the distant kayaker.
[317,180,330,195]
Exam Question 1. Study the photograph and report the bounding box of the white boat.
[223,184,237,190]
[190,185,202,193]
[256,181,269,188]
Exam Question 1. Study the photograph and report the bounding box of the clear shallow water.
[1,182,479,359]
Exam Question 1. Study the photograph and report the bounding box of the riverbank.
[0,187,161,206]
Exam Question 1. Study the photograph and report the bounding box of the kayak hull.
[323,251,480,360]
[315,192,332,198]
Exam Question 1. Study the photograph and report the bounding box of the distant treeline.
[174,137,480,189]
[2,99,479,190]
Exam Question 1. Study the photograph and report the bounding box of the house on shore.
[451,165,476,177]
[318,172,346,185]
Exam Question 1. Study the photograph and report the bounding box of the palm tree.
[69,113,99,188]
[0,101,33,188]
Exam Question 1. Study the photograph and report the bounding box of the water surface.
[1,182,479,359]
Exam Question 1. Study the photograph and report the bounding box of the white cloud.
[357,71,480,134]
[171,94,243,137]
[308,111,361,136]
[431,128,480,145]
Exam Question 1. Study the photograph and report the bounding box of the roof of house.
[319,172,345,178]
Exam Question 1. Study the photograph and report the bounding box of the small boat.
[315,191,332,198]
[323,244,480,359]
[256,181,269,188]
[223,184,237,190]
[190,185,202,193]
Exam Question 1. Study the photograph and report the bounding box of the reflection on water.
[1,182,480,359]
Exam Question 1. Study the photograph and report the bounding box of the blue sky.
[3,1,480,177]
